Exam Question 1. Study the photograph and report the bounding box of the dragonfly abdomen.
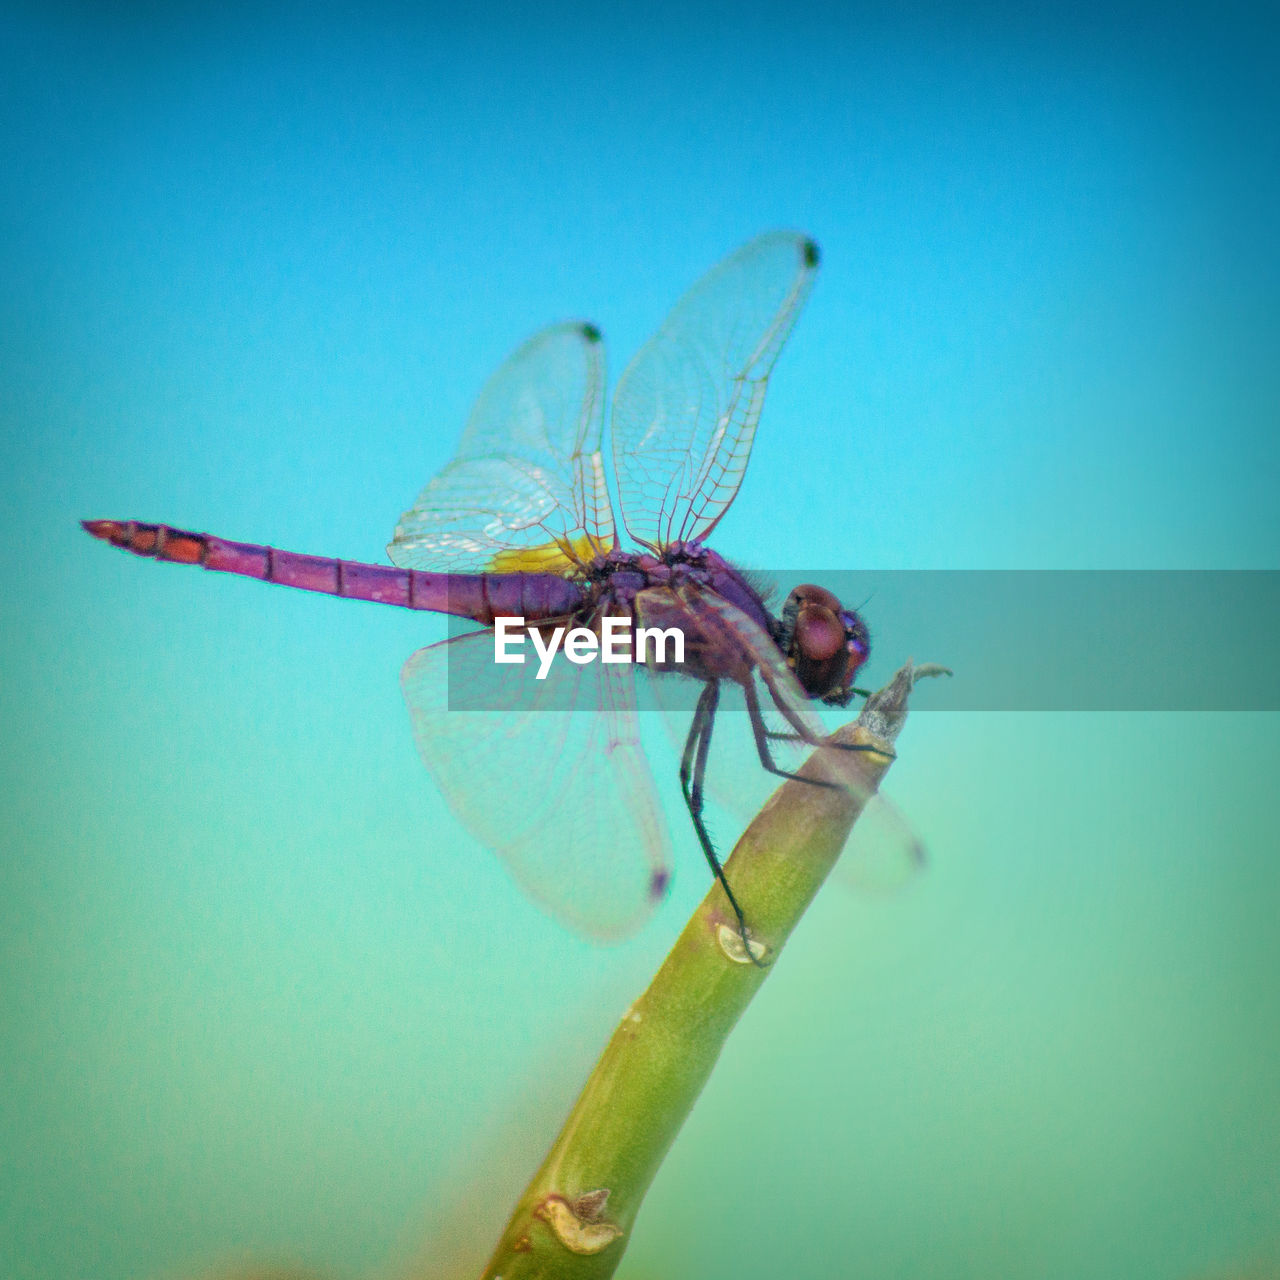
[81,520,585,623]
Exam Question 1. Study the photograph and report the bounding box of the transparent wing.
[389,322,615,574]
[638,585,924,892]
[610,232,819,550]
[401,629,671,938]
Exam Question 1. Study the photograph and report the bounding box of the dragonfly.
[83,231,916,959]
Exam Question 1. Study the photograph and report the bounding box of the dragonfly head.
[779,584,870,707]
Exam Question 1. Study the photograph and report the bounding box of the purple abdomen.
[81,520,585,624]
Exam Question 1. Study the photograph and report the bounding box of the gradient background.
[2,3,1278,1278]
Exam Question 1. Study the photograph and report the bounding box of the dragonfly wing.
[400,629,671,938]
[390,322,615,574]
[610,232,819,549]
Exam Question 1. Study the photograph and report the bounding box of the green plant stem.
[478,661,938,1280]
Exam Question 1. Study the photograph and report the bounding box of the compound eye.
[795,606,844,662]
[788,582,841,613]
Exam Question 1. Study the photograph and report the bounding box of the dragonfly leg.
[763,685,870,743]
[680,681,765,969]
[759,677,894,760]
[762,726,889,757]
[744,680,842,788]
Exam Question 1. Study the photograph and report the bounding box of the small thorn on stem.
[717,922,769,965]
[569,1188,610,1223]
[534,1193,623,1255]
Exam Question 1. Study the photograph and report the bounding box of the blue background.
[2,3,1277,1278]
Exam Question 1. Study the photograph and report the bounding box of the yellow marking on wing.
[489,534,612,574]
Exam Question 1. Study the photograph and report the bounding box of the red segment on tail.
[82,519,207,564]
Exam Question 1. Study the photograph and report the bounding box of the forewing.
[400,630,671,938]
[389,322,615,574]
[611,232,818,549]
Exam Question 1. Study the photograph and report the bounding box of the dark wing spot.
[649,868,671,901]
[580,322,602,343]
[802,238,820,268]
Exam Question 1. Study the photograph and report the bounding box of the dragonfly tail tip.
[82,519,121,543]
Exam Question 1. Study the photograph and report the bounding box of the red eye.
[781,584,864,703]
[796,606,844,661]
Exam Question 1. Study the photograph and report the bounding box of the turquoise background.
[2,3,1277,1279]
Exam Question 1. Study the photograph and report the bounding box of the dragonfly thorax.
[577,542,782,686]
